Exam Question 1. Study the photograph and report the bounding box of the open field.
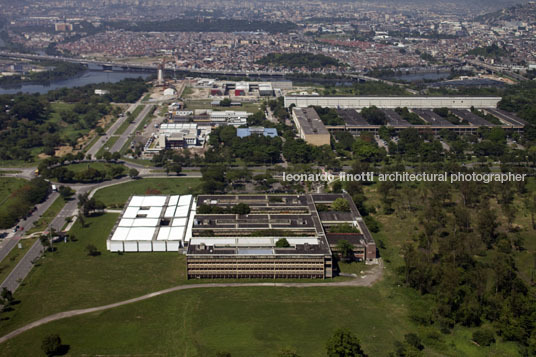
[92,177,200,207]
[0,178,28,217]
[0,238,37,284]
[0,213,187,337]
[0,282,418,357]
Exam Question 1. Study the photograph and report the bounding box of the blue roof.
[236,127,278,139]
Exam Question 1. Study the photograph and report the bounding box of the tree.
[128,168,139,178]
[231,203,250,215]
[276,238,291,248]
[86,244,100,256]
[41,334,62,356]
[167,162,182,176]
[332,198,350,212]
[472,328,495,346]
[404,333,424,351]
[58,186,74,200]
[336,240,354,262]
[0,287,13,306]
[477,204,498,248]
[326,329,366,357]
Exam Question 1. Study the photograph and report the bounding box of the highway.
[110,104,153,153]
[85,97,147,159]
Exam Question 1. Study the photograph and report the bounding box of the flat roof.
[292,107,330,135]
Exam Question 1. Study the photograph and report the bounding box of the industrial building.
[284,96,502,109]
[106,194,377,279]
[292,107,331,146]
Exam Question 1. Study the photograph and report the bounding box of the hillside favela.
[0,0,535,356]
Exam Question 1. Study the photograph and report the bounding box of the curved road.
[0,260,382,344]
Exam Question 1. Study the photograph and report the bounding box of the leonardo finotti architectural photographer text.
[282,172,527,184]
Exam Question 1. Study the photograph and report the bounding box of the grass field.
[0,238,37,284]
[0,282,419,357]
[0,213,187,337]
[92,177,200,208]
[27,196,66,234]
[64,162,125,173]
[0,178,27,217]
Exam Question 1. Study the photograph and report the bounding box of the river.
[386,72,451,82]
[0,70,151,95]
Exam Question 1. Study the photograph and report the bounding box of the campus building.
[284,96,502,109]
[292,106,526,137]
[106,194,378,279]
[292,107,331,146]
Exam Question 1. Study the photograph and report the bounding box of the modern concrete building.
[106,194,378,279]
[284,96,502,109]
[294,107,526,137]
[292,107,331,146]
[186,193,377,279]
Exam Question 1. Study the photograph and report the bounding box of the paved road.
[85,97,146,159]
[0,167,37,180]
[110,104,153,153]
[0,260,383,344]
[0,192,59,263]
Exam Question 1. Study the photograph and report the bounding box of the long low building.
[284,96,502,109]
[187,193,377,279]
[294,107,526,138]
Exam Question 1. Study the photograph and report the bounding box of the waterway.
[386,71,451,82]
[0,70,151,95]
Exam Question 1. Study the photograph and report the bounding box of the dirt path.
[0,260,382,344]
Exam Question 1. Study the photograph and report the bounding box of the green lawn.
[0,282,418,357]
[63,162,125,173]
[0,238,37,284]
[92,177,200,208]
[0,213,186,337]
[27,196,66,234]
[0,178,27,217]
